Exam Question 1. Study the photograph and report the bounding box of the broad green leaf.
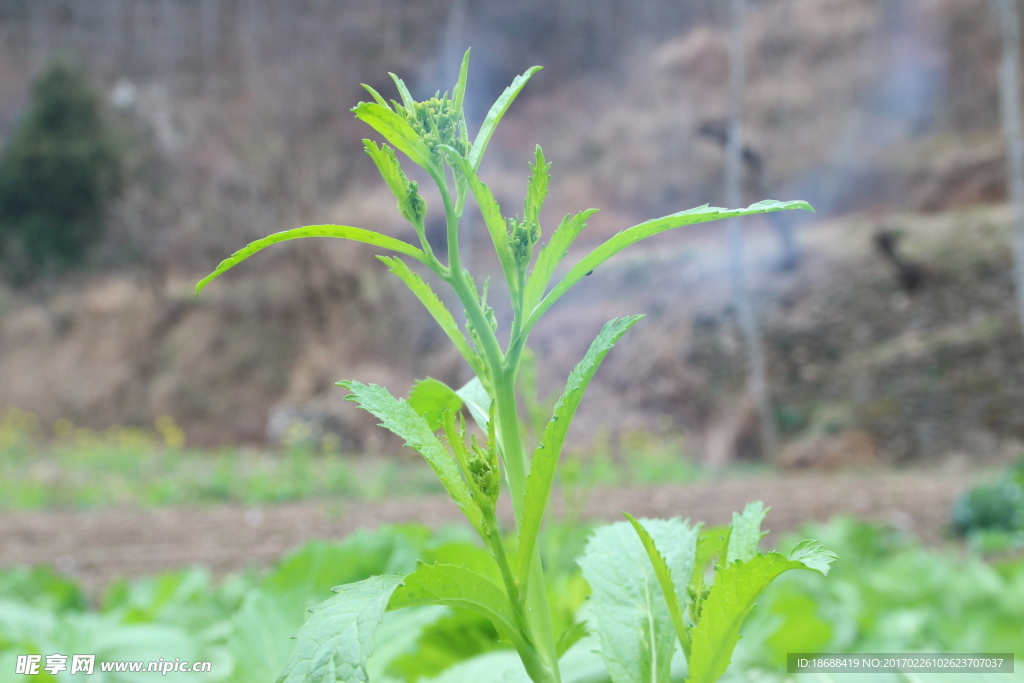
[443,150,518,292]
[725,501,769,566]
[452,49,471,113]
[524,200,814,331]
[518,316,642,582]
[524,145,550,228]
[455,376,492,431]
[687,546,836,683]
[377,256,483,377]
[275,575,403,683]
[787,539,839,576]
[363,141,424,228]
[579,518,699,683]
[338,381,485,536]
[352,101,436,172]
[469,66,542,170]
[388,72,415,109]
[624,513,691,658]
[388,563,531,656]
[523,209,597,313]
[408,378,464,432]
[195,225,427,295]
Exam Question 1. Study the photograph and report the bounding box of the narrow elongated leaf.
[276,575,404,683]
[195,225,428,295]
[524,145,550,228]
[523,209,597,313]
[455,376,491,431]
[388,73,415,109]
[407,378,464,431]
[725,501,769,566]
[360,84,390,108]
[388,563,528,654]
[524,200,814,330]
[443,151,518,291]
[687,546,837,683]
[469,66,543,170]
[452,49,471,113]
[624,513,691,658]
[338,381,485,536]
[579,518,699,683]
[352,102,436,172]
[518,316,642,581]
[377,256,483,376]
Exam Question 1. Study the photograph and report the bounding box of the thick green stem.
[494,370,561,683]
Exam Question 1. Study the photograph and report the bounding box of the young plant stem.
[438,168,561,683]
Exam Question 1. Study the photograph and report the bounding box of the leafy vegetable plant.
[197,51,832,682]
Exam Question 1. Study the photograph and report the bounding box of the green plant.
[0,59,121,272]
[197,51,831,682]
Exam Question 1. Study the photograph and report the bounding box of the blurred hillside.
[0,0,1020,464]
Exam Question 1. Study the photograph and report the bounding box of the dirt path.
[0,470,970,592]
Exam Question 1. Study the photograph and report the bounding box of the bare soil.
[0,470,970,592]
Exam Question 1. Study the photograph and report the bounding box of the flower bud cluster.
[406,95,469,158]
[508,216,541,272]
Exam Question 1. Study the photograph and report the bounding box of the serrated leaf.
[275,575,403,683]
[518,316,642,582]
[469,66,542,170]
[523,200,815,331]
[338,381,485,536]
[387,563,528,654]
[455,376,492,431]
[624,513,691,658]
[524,145,550,228]
[377,256,483,377]
[579,518,699,683]
[443,150,518,293]
[787,539,839,576]
[363,141,424,227]
[725,501,769,566]
[195,225,428,295]
[407,378,464,432]
[352,102,436,173]
[523,209,597,314]
[687,546,836,683]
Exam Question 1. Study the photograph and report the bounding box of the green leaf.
[523,209,597,314]
[408,378,464,432]
[195,225,427,295]
[687,546,837,683]
[388,563,532,657]
[443,150,518,292]
[787,539,839,575]
[469,66,543,170]
[388,73,415,109]
[455,376,492,431]
[360,84,390,108]
[554,621,588,658]
[524,145,550,229]
[452,49,471,113]
[352,101,436,172]
[624,513,691,658]
[518,316,642,582]
[377,256,483,377]
[579,518,699,683]
[275,575,404,683]
[725,501,769,566]
[524,200,814,331]
[363,141,425,228]
[338,381,485,536]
